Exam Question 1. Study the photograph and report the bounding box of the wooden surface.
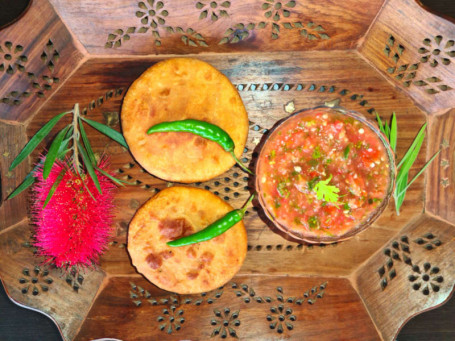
[0,0,84,123]
[48,0,384,55]
[26,52,427,280]
[0,221,106,340]
[354,214,455,341]
[76,276,378,341]
[426,109,455,224]
[0,122,28,230]
[0,0,455,340]
[360,0,455,114]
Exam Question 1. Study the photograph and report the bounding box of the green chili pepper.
[147,119,253,174]
[167,194,254,247]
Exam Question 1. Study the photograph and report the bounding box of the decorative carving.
[418,36,453,67]
[105,0,331,48]
[408,262,444,295]
[80,87,124,116]
[440,178,450,188]
[378,234,444,294]
[19,266,53,295]
[413,233,442,250]
[384,34,454,94]
[267,304,296,333]
[0,41,27,74]
[157,305,185,334]
[1,39,60,105]
[126,280,327,336]
[65,267,85,293]
[211,308,240,338]
[197,1,231,21]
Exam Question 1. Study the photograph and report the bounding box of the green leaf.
[81,117,128,149]
[7,135,72,200]
[6,167,37,200]
[384,120,391,140]
[95,166,126,186]
[43,125,71,179]
[343,144,351,159]
[9,111,70,171]
[78,117,96,165]
[390,112,397,153]
[397,123,426,169]
[394,172,408,215]
[43,167,67,209]
[80,170,96,201]
[375,112,387,137]
[77,141,102,194]
[396,149,441,199]
[313,175,340,203]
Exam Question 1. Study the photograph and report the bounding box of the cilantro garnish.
[313,175,340,203]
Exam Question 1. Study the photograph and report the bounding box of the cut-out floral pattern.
[384,34,453,94]
[0,41,27,74]
[267,304,296,333]
[19,266,53,295]
[105,0,330,48]
[262,0,295,22]
[408,262,444,295]
[211,308,240,338]
[128,281,327,337]
[1,39,60,105]
[136,1,169,28]
[157,305,185,334]
[197,1,231,21]
[419,35,454,67]
[378,234,445,295]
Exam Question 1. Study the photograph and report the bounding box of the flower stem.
[72,103,81,173]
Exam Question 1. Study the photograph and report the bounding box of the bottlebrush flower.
[31,156,117,269]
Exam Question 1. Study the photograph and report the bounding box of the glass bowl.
[255,106,396,244]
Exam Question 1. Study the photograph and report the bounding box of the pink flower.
[31,157,117,269]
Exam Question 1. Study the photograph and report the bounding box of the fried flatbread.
[121,58,248,183]
[128,187,247,294]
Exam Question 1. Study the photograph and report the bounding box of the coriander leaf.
[313,175,340,203]
[343,144,351,160]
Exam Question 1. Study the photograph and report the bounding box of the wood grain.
[0,122,28,230]
[0,221,106,341]
[426,109,455,224]
[360,0,455,114]
[0,0,84,122]
[26,51,427,278]
[48,0,384,55]
[353,214,455,341]
[0,0,454,339]
[75,275,379,341]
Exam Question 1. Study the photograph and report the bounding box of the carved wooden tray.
[1,0,454,340]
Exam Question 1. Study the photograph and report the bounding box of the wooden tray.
[1,0,454,340]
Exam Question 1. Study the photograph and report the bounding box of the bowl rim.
[255,105,397,244]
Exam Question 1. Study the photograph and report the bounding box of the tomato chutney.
[256,107,395,243]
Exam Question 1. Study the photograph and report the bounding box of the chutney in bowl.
[256,106,396,244]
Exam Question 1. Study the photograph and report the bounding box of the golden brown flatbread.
[121,58,248,183]
[128,186,247,294]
